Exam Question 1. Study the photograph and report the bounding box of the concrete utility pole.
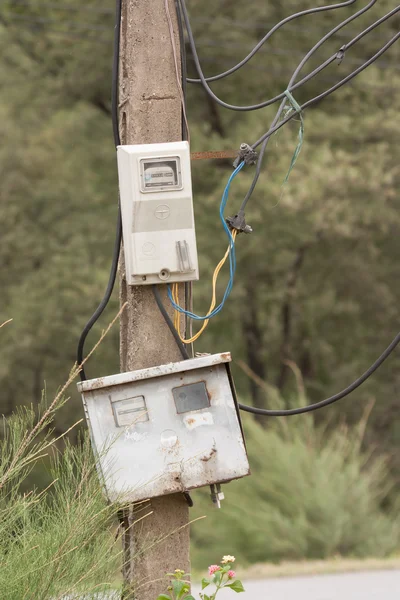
[118,1,190,598]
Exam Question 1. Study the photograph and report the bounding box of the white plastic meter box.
[77,353,250,504]
[117,141,199,285]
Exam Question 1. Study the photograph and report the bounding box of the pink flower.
[208,565,221,576]
[228,570,236,579]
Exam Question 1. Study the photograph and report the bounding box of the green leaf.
[156,595,172,600]
[225,580,245,593]
[213,571,222,585]
[173,579,191,600]
[202,577,210,590]
[184,596,197,600]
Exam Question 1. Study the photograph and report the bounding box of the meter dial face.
[140,156,182,192]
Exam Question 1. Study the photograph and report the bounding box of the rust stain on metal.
[190,150,236,161]
[200,446,217,462]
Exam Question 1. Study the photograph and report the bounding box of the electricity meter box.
[117,141,199,285]
[77,353,250,503]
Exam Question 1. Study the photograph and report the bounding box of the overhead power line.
[6,21,398,86]
[73,0,400,418]
[171,0,400,417]
[191,14,399,41]
[2,1,398,41]
[193,38,400,72]
[7,18,399,74]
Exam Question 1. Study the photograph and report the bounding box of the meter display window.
[172,382,210,414]
[112,395,149,427]
[140,156,182,192]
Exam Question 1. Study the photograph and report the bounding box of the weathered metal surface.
[77,352,232,393]
[79,356,249,503]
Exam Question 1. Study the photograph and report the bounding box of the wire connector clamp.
[233,143,258,168]
[226,210,253,234]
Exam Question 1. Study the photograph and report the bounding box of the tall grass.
[191,399,400,568]
[0,402,122,599]
[0,314,129,599]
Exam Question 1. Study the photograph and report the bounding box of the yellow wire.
[174,230,237,344]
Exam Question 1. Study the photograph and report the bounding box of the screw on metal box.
[77,353,250,504]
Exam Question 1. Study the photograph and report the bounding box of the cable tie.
[336,45,346,64]
[284,89,302,114]
[281,90,305,187]
[233,143,258,168]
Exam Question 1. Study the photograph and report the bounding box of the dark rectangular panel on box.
[172,381,210,414]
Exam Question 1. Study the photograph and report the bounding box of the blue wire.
[168,161,245,321]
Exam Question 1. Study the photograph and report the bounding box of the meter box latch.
[77,353,250,504]
[117,141,199,286]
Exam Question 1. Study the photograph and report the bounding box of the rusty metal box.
[77,353,250,503]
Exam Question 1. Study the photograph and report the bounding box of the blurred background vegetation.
[0,0,399,569]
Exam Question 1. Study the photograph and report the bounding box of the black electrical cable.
[152,286,190,361]
[111,0,122,149]
[231,13,400,414]
[77,0,400,423]
[179,0,381,112]
[240,101,285,211]
[154,277,400,417]
[77,0,122,381]
[186,0,359,85]
[240,4,400,211]
[250,30,400,151]
[176,0,195,350]
[180,2,400,416]
[239,332,400,416]
[176,0,188,142]
[77,0,195,381]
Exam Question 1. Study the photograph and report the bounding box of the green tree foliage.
[190,407,400,567]
[0,0,399,548]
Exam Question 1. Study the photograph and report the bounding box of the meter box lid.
[77,353,250,503]
[117,141,199,286]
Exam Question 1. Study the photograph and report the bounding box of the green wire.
[282,89,304,185]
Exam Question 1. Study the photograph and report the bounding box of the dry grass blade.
[0,319,13,329]
[0,303,127,490]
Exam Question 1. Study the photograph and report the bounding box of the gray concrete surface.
[69,569,400,599]
[192,569,400,599]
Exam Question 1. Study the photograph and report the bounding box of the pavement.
[192,569,400,599]
[64,568,400,599]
